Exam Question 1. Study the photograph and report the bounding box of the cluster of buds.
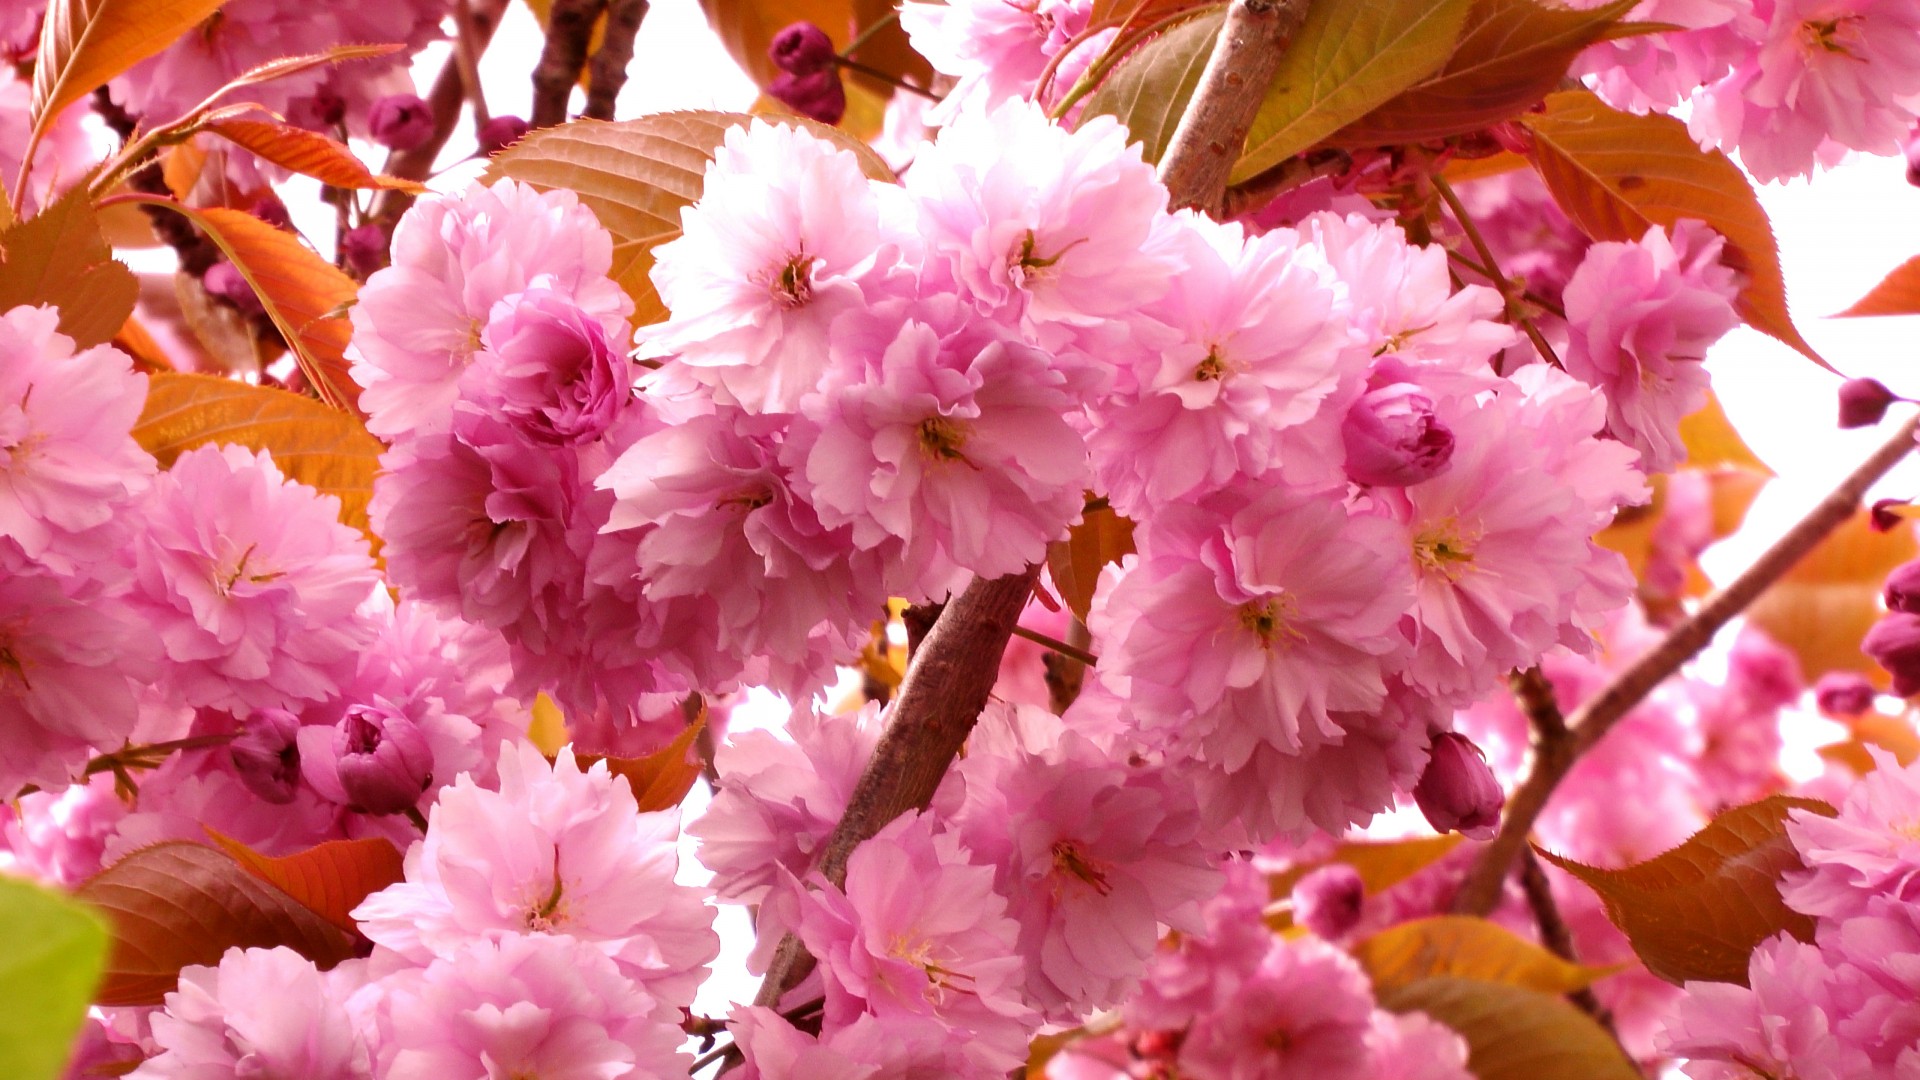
[766,22,846,125]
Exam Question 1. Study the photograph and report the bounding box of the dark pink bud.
[301,86,347,128]
[770,22,838,75]
[202,261,263,318]
[1342,382,1454,487]
[332,703,432,815]
[1864,612,1920,697]
[1906,133,1920,187]
[477,114,531,155]
[1727,627,1802,712]
[250,194,292,231]
[341,224,389,277]
[1839,378,1897,428]
[768,68,846,126]
[1872,498,1911,533]
[368,93,435,151]
[1886,559,1920,615]
[1815,671,1877,718]
[1414,732,1504,840]
[229,708,302,804]
[1291,863,1365,940]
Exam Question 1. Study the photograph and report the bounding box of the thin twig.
[454,0,493,126]
[1155,0,1308,215]
[531,0,609,128]
[1518,848,1619,1034]
[584,0,648,120]
[1220,149,1350,220]
[1454,414,1920,915]
[372,0,510,227]
[1012,622,1099,667]
[1045,617,1094,715]
[1445,249,1568,320]
[1431,172,1562,368]
[836,57,938,99]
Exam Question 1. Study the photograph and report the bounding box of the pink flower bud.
[202,261,263,318]
[1907,133,1920,187]
[1863,612,1920,697]
[228,708,302,804]
[477,114,530,155]
[1814,671,1877,718]
[768,69,846,126]
[467,288,630,445]
[368,93,435,151]
[249,194,292,231]
[1839,378,1897,428]
[770,22,837,75]
[1887,559,1920,615]
[1342,382,1455,487]
[331,703,432,815]
[304,86,347,127]
[1291,863,1365,940]
[1414,732,1504,841]
[1873,498,1911,533]
[341,224,389,277]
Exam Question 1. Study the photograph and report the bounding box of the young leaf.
[30,0,228,147]
[0,185,139,348]
[1747,510,1919,685]
[1329,0,1640,148]
[0,876,108,1080]
[132,373,385,547]
[1538,795,1838,986]
[1231,0,1470,183]
[205,119,427,192]
[1378,976,1642,1080]
[1518,89,1824,367]
[484,112,893,328]
[1046,505,1136,621]
[203,831,406,935]
[1354,915,1618,995]
[1836,254,1920,318]
[1078,10,1222,167]
[75,841,360,1006]
[1817,712,1920,775]
[577,704,708,813]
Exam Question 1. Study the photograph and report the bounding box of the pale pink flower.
[1826,898,1920,1065]
[1784,747,1920,920]
[1366,1009,1475,1080]
[1659,934,1877,1080]
[461,287,635,446]
[132,946,370,1080]
[129,444,379,714]
[733,1008,993,1079]
[900,0,1089,111]
[1174,935,1378,1080]
[1574,0,1760,114]
[1446,168,1593,308]
[0,773,127,886]
[1562,221,1742,473]
[354,743,718,1007]
[0,71,99,218]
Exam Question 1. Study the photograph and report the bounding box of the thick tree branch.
[1454,414,1920,915]
[584,0,649,120]
[531,0,609,128]
[1155,0,1307,215]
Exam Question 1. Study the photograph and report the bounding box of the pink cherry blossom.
[1366,1009,1475,1080]
[1658,933,1877,1080]
[1574,0,1760,114]
[1172,934,1379,1080]
[0,773,127,886]
[132,946,370,1080]
[900,0,1091,117]
[1784,747,1920,920]
[460,287,636,446]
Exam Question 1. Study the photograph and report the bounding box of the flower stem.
[1431,171,1562,368]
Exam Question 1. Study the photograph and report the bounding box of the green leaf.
[1519,89,1824,367]
[1379,976,1642,1080]
[30,0,228,148]
[1231,0,1471,183]
[1539,795,1837,986]
[1354,915,1619,995]
[1046,505,1136,621]
[1078,9,1223,166]
[0,876,108,1080]
[0,185,138,347]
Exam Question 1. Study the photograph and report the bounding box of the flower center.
[1374,321,1438,357]
[213,543,284,596]
[1413,520,1479,581]
[1193,348,1227,382]
[1802,15,1864,57]
[1239,595,1305,649]
[886,933,974,997]
[0,635,29,693]
[524,849,568,933]
[719,485,774,513]
[1051,840,1113,896]
[1008,229,1084,286]
[917,415,970,462]
[773,253,815,308]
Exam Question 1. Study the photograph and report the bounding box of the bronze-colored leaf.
[0,186,139,348]
[204,831,406,935]
[1378,976,1642,1080]
[1354,915,1619,995]
[30,0,228,149]
[1078,10,1222,167]
[577,703,708,813]
[1046,505,1136,621]
[1836,254,1920,318]
[1747,510,1919,685]
[205,119,426,192]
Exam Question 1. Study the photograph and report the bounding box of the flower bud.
[1906,132,1920,188]
[1292,863,1365,940]
[202,261,263,318]
[332,703,432,815]
[1414,732,1504,841]
[1863,612,1920,697]
[1342,382,1455,487]
[249,194,292,231]
[1839,378,1897,429]
[341,224,389,278]
[1889,559,1920,616]
[768,69,846,126]
[368,93,435,151]
[769,22,837,75]
[477,114,531,156]
[228,708,302,804]
[1814,671,1877,718]
[301,86,347,128]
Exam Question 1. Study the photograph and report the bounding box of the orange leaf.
[75,841,359,1006]
[1747,510,1919,686]
[0,185,139,348]
[204,831,405,934]
[30,0,227,148]
[1836,254,1920,318]
[205,119,426,192]
[1518,89,1824,368]
[579,705,708,813]
[1046,505,1136,621]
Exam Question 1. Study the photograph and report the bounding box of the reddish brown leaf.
[0,185,139,348]
[204,831,405,935]
[76,841,359,1006]
[579,706,708,813]
[205,119,426,192]
[1046,505,1137,621]
[1836,254,1920,318]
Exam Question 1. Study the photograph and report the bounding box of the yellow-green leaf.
[0,876,108,1080]
[1747,510,1918,686]
[205,119,426,192]
[1378,976,1642,1080]
[1354,915,1618,995]
[30,0,228,149]
[1680,392,1772,475]
[1231,0,1470,183]
[132,373,384,549]
[1047,505,1136,621]
[0,185,138,348]
[1519,89,1823,367]
[1079,10,1222,167]
[1539,795,1837,986]
[1837,254,1920,318]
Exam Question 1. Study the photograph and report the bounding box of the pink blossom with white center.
[1690,0,1920,182]
[1562,221,1742,473]
[1658,933,1877,1079]
[350,179,633,440]
[128,444,378,715]
[643,120,911,414]
[460,287,636,447]
[366,933,688,1080]
[1172,934,1379,1080]
[900,0,1092,118]
[793,309,1088,598]
[1366,1009,1475,1080]
[353,743,717,1007]
[937,704,1222,1019]
[795,812,1037,1072]
[1784,748,1920,921]
[0,306,153,574]
[1573,0,1760,114]
[131,946,370,1080]
[1085,212,1359,516]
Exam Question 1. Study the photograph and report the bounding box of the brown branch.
[531,0,609,128]
[1454,414,1920,915]
[1220,148,1350,220]
[454,0,494,126]
[1518,848,1617,1034]
[583,0,649,120]
[1431,171,1562,369]
[1154,0,1308,215]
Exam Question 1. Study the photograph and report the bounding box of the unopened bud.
[1342,382,1455,487]
[202,261,263,318]
[1906,133,1920,188]
[1839,378,1897,429]
[1414,732,1504,841]
[332,702,432,815]
[368,93,435,152]
[229,708,302,804]
[1887,560,1920,615]
[1863,612,1920,697]
[249,194,292,231]
[341,224,389,278]
[768,69,846,126]
[477,114,530,155]
[1292,863,1365,940]
[1814,671,1877,718]
[303,86,347,128]
[770,22,838,75]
